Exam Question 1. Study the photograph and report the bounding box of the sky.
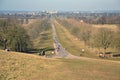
[0,0,120,11]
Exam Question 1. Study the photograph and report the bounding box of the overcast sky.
[0,0,120,11]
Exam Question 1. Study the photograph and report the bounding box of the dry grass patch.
[0,50,61,80]
[22,19,41,28]
[60,59,120,80]
[0,50,120,80]
[92,24,118,32]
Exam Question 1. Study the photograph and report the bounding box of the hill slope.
[0,50,120,80]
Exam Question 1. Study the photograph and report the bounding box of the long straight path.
[52,23,80,58]
[51,20,120,63]
[52,23,68,58]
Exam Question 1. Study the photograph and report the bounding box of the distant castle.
[42,11,58,14]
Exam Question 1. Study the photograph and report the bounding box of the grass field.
[0,18,119,80]
[0,50,120,80]
[53,19,97,58]
[53,18,120,61]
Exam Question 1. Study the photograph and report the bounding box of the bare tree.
[93,28,113,54]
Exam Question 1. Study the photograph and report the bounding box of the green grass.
[0,50,120,80]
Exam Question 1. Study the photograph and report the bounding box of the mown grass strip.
[53,19,98,58]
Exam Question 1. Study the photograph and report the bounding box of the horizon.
[0,0,120,11]
[0,9,120,12]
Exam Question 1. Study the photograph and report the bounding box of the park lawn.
[0,50,120,80]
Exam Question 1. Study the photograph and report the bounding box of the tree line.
[56,18,120,54]
[23,18,54,53]
[66,13,120,24]
[0,18,32,52]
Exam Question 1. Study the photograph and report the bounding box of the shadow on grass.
[25,47,55,54]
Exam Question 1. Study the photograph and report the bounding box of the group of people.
[56,45,60,52]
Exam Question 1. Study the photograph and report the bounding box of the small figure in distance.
[4,48,9,53]
[99,52,105,58]
[80,48,85,56]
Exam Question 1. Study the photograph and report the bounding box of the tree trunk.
[104,48,106,58]
[4,42,7,50]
